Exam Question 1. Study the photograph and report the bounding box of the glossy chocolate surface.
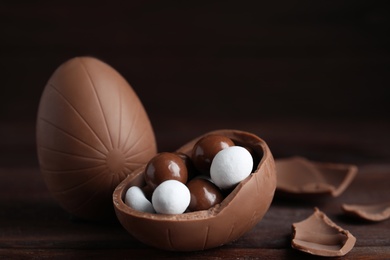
[36,57,157,221]
[187,177,223,212]
[144,152,188,189]
[113,129,276,251]
[191,134,235,175]
[174,152,198,181]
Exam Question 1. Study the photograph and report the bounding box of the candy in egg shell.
[152,180,191,214]
[144,152,188,189]
[125,186,155,214]
[210,146,254,190]
[186,177,224,212]
[127,144,251,214]
[191,134,235,175]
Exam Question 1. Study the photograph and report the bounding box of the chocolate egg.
[36,57,157,221]
[113,129,276,251]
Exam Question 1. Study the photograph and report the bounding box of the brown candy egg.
[187,177,224,212]
[144,152,188,189]
[113,129,276,251]
[36,57,157,221]
[191,134,235,175]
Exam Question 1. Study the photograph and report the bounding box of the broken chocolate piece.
[342,201,390,222]
[275,156,357,199]
[292,207,356,257]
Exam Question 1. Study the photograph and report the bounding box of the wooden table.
[1,119,389,259]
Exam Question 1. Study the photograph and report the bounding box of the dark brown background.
[1,1,389,165]
[2,1,390,119]
[1,1,390,259]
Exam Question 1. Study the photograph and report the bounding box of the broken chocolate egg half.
[113,129,277,251]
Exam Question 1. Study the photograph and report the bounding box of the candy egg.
[144,152,188,190]
[152,180,191,214]
[186,177,224,211]
[125,186,155,213]
[210,146,253,189]
[36,57,157,221]
[191,134,234,175]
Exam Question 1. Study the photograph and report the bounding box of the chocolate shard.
[342,201,390,222]
[275,156,357,199]
[292,207,356,257]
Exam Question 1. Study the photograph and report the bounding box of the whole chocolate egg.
[36,57,157,221]
[113,129,276,251]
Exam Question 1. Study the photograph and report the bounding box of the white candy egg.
[152,180,191,214]
[210,146,253,189]
[125,186,155,213]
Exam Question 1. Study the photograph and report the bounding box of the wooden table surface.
[1,1,389,259]
[1,118,390,259]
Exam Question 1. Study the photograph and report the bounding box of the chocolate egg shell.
[275,156,357,199]
[341,201,390,222]
[113,129,276,251]
[292,207,356,257]
[36,57,157,221]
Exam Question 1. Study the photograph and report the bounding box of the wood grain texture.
[1,162,390,258]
